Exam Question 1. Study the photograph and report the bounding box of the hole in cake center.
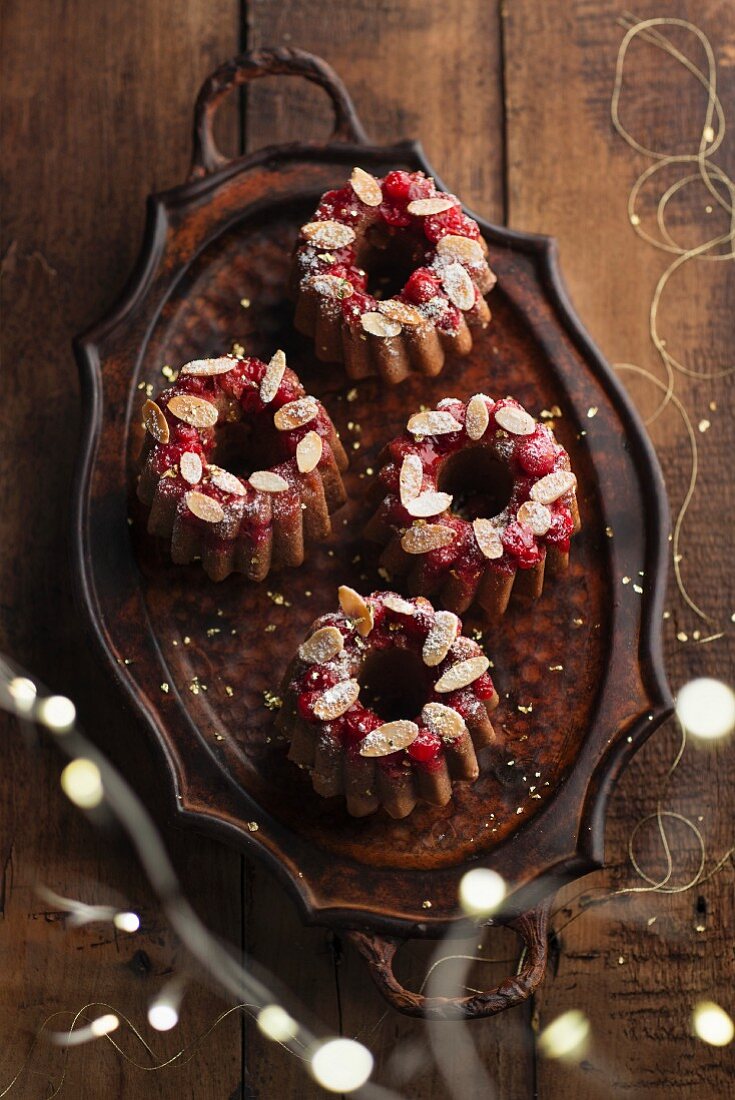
[210,420,284,478]
[358,649,430,723]
[437,448,514,521]
[358,234,424,301]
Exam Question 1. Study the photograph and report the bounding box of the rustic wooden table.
[2,2,733,1097]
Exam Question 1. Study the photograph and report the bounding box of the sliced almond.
[422,610,459,667]
[338,585,374,637]
[179,451,203,484]
[473,518,504,560]
[142,399,169,443]
[180,357,236,377]
[435,655,490,693]
[185,490,225,524]
[359,719,419,757]
[167,394,219,428]
[406,491,453,518]
[249,470,289,493]
[301,220,356,249]
[401,524,456,554]
[313,678,360,721]
[296,430,323,474]
[435,234,485,263]
[305,273,354,300]
[259,350,286,405]
[350,166,382,206]
[361,311,402,338]
[399,454,423,505]
[421,702,468,740]
[382,595,415,615]
[211,469,248,496]
[517,500,552,536]
[466,394,491,440]
[407,197,457,216]
[407,410,462,437]
[273,396,319,431]
[299,625,344,665]
[530,470,577,505]
[378,299,424,327]
[494,404,535,436]
[440,263,476,310]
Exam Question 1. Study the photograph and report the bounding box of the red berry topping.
[516,431,557,477]
[502,521,542,568]
[381,170,413,202]
[403,268,443,304]
[407,727,442,763]
[422,207,479,243]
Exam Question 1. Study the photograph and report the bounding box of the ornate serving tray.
[73,49,672,1017]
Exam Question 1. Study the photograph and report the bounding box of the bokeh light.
[60,758,104,808]
[538,1009,590,1061]
[692,1001,734,1046]
[8,676,37,713]
[257,1004,298,1043]
[113,911,140,933]
[37,694,76,733]
[90,1013,120,1037]
[458,868,506,916]
[148,1002,179,1032]
[311,1037,374,1093]
[675,678,735,740]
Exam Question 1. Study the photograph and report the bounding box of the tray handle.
[346,901,550,1020]
[190,46,369,178]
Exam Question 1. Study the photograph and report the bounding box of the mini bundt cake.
[137,353,348,581]
[291,168,496,385]
[275,587,499,819]
[365,395,580,619]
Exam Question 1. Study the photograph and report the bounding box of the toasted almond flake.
[421,702,468,740]
[517,500,552,535]
[299,625,344,664]
[406,491,453,518]
[296,430,323,474]
[305,273,354,300]
[301,220,356,249]
[435,234,485,263]
[180,357,236,377]
[466,394,491,440]
[350,166,382,206]
[441,262,475,310]
[142,399,169,443]
[382,595,415,615]
[359,719,419,757]
[494,404,535,436]
[179,451,202,484]
[313,678,360,720]
[185,490,225,524]
[338,585,374,636]
[530,470,577,505]
[401,524,456,554]
[473,518,504,559]
[435,655,489,693]
[168,394,219,428]
[378,299,424,327]
[407,410,462,437]
[211,469,248,496]
[422,610,459,667]
[407,197,457,216]
[259,350,286,404]
[361,311,402,338]
[273,396,319,431]
[399,454,423,505]
[249,470,289,493]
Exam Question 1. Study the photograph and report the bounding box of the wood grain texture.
[503,1,735,1096]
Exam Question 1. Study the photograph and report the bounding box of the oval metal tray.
[73,48,672,1018]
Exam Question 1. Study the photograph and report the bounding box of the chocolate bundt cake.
[291,168,496,385]
[276,587,499,819]
[365,395,580,619]
[137,353,348,581]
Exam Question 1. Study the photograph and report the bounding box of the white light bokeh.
[91,1013,120,1038]
[692,1001,734,1046]
[37,694,76,733]
[458,868,506,916]
[311,1037,374,1093]
[675,678,735,740]
[60,758,104,808]
[257,1004,298,1043]
[113,911,140,933]
[148,1003,179,1032]
[538,1009,590,1061]
[8,676,37,713]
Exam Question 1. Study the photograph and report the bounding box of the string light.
[148,1001,179,1032]
[310,1037,374,1093]
[60,757,104,809]
[51,1013,120,1046]
[458,868,506,916]
[257,1004,298,1043]
[692,1001,734,1046]
[36,694,76,733]
[7,676,37,713]
[113,911,141,933]
[675,678,735,740]
[537,1009,590,1061]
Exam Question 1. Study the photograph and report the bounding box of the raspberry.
[382,170,413,202]
[546,506,574,545]
[403,268,442,304]
[423,208,479,243]
[502,521,542,568]
[516,431,557,477]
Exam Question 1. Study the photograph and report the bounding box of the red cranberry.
[407,174,436,201]
[423,207,478,243]
[502,521,542,567]
[546,507,574,544]
[408,727,442,763]
[403,268,442,304]
[296,691,318,721]
[516,431,557,476]
[473,673,495,700]
[379,202,412,228]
